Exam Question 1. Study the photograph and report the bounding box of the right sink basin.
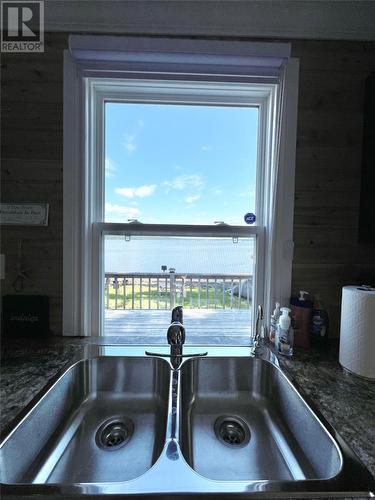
[179,356,342,482]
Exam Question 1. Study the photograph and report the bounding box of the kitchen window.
[63,36,299,337]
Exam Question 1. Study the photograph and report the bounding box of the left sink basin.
[0,356,170,484]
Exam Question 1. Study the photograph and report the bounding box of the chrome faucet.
[254,305,264,342]
[251,305,264,356]
[145,305,207,369]
[167,306,186,369]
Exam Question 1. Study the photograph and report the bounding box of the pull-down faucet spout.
[167,306,185,369]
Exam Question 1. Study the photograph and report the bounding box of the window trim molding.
[265,59,299,321]
[63,51,84,335]
[63,37,298,336]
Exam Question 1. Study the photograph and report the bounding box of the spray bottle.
[275,307,294,356]
[269,302,281,343]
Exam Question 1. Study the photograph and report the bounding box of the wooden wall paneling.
[0,32,67,333]
[2,159,63,182]
[1,34,375,336]
[292,41,375,71]
[292,41,375,336]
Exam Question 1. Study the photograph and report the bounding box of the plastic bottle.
[311,295,329,348]
[276,307,293,356]
[290,291,313,349]
[269,302,281,343]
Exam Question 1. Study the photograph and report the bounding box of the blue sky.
[105,103,258,225]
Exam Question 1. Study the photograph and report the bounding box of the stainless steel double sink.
[0,349,373,497]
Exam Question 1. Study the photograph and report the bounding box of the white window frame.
[63,36,299,337]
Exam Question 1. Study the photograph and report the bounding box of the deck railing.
[105,272,252,310]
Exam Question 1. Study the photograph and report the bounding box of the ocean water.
[105,236,254,275]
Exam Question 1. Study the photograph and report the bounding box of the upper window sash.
[87,78,274,227]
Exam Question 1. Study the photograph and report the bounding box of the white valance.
[69,35,290,83]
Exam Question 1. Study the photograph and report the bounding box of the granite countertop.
[1,336,374,483]
[0,337,86,432]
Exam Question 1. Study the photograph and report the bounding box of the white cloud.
[142,216,156,223]
[210,186,223,196]
[189,211,210,224]
[105,157,116,178]
[223,216,243,225]
[115,185,156,198]
[185,194,201,204]
[123,134,137,153]
[240,188,255,198]
[201,145,211,151]
[105,203,140,222]
[122,118,145,153]
[163,174,203,191]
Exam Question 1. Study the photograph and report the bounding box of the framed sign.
[2,295,50,337]
[0,203,49,226]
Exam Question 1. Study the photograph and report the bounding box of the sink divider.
[165,369,180,442]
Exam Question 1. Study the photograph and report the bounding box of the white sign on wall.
[0,203,49,226]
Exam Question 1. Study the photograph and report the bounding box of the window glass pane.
[104,235,255,344]
[105,103,258,225]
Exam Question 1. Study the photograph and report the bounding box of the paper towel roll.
[339,286,375,380]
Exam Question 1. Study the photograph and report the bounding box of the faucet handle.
[171,305,183,323]
[167,322,185,345]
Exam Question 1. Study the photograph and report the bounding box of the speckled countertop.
[0,337,85,431]
[1,336,374,486]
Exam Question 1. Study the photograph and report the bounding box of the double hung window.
[63,37,298,338]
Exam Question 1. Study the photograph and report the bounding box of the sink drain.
[214,416,250,448]
[96,417,134,451]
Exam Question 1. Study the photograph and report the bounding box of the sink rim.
[1,348,373,495]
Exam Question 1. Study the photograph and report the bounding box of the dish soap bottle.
[269,302,281,343]
[290,291,313,349]
[311,295,329,348]
[276,307,293,356]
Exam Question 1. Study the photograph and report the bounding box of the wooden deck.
[104,309,252,345]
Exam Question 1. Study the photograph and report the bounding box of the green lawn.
[105,283,251,310]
